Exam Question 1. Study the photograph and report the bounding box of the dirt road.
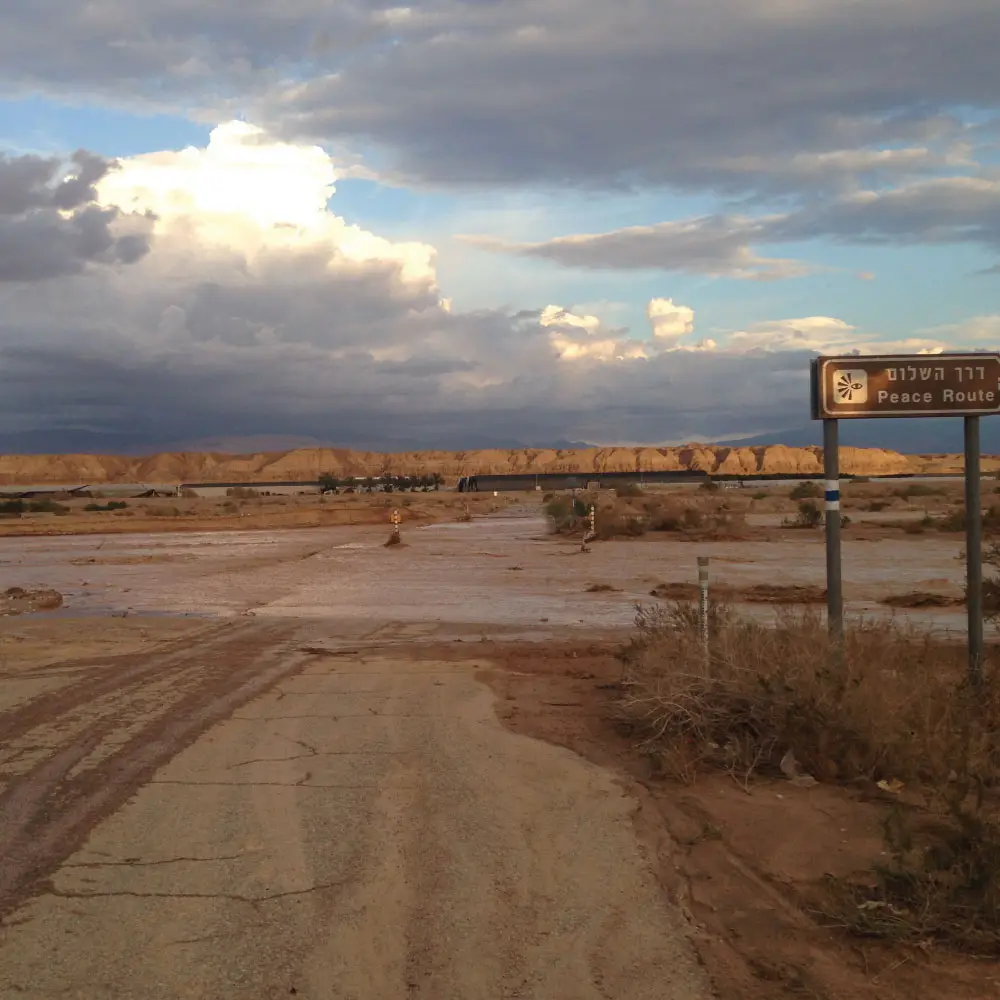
[0,618,710,999]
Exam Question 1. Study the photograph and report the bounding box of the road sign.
[812,353,1000,419]
[811,352,999,685]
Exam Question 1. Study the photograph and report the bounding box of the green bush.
[786,499,821,528]
[790,481,822,500]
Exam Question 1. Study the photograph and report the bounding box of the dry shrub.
[937,504,1000,533]
[142,505,182,517]
[615,483,645,498]
[783,499,822,528]
[790,481,822,500]
[619,603,1000,951]
[882,591,963,608]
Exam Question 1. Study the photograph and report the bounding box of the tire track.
[0,620,305,921]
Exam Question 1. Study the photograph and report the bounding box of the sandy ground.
[0,508,993,999]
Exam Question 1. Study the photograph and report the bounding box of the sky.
[0,0,999,454]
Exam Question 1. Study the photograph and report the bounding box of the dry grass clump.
[618,603,1000,951]
[649,582,826,605]
[142,504,182,517]
[935,504,1000,533]
[546,494,747,540]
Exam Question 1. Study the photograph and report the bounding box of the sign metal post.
[966,417,984,685]
[812,353,1000,683]
[697,556,710,658]
[823,418,844,649]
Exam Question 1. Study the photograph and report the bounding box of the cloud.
[0,1,994,202]
[0,122,990,453]
[252,0,998,194]
[460,222,813,281]
[540,305,648,361]
[0,149,152,281]
[0,1,384,101]
[919,314,1000,345]
[465,175,1000,277]
[725,317,946,355]
[647,299,694,346]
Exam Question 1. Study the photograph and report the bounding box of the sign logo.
[834,369,867,404]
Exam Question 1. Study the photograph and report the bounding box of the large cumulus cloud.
[0,123,995,453]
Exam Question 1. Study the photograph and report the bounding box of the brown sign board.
[811,353,1000,419]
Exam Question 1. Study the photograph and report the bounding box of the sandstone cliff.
[0,443,951,485]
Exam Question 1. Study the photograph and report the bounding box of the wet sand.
[0,509,974,636]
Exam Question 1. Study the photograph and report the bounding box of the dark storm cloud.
[0,1,996,198]
[0,0,388,96]
[0,335,816,452]
[258,0,1000,193]
[0,151,152,281]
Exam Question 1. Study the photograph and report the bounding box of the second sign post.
[811,352,1000,683]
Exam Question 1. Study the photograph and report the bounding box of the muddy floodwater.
[0,510,976,637]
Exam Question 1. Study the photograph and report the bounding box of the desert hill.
[0,443,983,486]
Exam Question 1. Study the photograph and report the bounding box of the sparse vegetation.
[618,605,1000,952]
[319,471,444,494]
[789,481,822,500]
[83,501,128,511]
[936,504,1000,534]
[0,498,69,516]
[895,483,945,499]
[143,505,182,517]
[615,483,645,498]
[784,499,822,528]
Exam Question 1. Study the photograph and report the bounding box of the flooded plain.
[0,508,976,637]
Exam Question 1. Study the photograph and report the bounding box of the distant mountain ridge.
[0,442,989,486]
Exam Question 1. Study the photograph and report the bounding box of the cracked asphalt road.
[0,616,711,999]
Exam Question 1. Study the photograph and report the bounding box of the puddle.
[22,606,215,620]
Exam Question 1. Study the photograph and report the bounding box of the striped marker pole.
[697,556,710,656]
[823,419,844,654]
[581,504,596,551]
[390,508,401,543]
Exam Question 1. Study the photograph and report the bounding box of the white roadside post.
[581,504,596,552]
